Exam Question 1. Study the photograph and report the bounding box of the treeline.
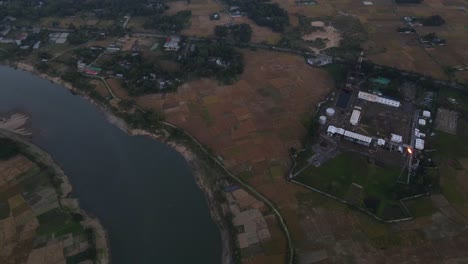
[0,0,165,19]
[0,138,20,160]
[214,23,252,43]
[227,0,289,32]
[418,15,445,26]
[117,109,163,131]
[182,42,244,84]
[143,10,191,33]
[395,0,423,3]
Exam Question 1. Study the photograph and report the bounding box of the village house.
[163,36,180,51]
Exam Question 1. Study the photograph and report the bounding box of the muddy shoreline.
[12,62,232,264]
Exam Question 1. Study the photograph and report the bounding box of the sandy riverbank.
[13,61,233,264]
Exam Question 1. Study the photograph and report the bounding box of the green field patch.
[406,197,438,217]
[15,166,41,183]
[441,172,465,205]
[66,248,96,264]
[269,165,284,180]
[37,208,83,237]
[238,171,254,181]
[0,200,10,220]
[295,152,405,218]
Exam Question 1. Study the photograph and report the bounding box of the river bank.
[13,61,233,264]
[0,129,110,264]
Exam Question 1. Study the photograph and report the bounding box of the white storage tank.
[326,108,335,117]
[319,116,327,125]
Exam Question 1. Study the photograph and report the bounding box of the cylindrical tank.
[326,108,335,117]
[319,116,327,125]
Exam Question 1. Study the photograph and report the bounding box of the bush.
[0,138,19,160]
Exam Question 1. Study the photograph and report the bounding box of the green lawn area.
[295,152,403,218]
[433,119,468,206]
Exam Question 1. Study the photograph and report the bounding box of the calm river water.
[0,66,221,263]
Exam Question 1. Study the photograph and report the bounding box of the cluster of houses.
[400,16,446,46]
[0,16,35,48]
[77,61,102,75]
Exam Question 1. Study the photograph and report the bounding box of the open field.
[133,50,332,179]
[39,16,110,28]
[433,119,468,215]
[272,0,468,80]
[0,137,101,264]
[294,152,405,218]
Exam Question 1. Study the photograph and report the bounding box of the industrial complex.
[289,52,442,220]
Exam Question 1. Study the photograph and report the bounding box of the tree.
[214,25,229,38]
[234,23,252,43]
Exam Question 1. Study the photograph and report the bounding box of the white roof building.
[358,91,400,107]
[377,138,386,146]
[350,109,361,126]
[418,119,426,126]
[327,126,345,135]
[327,126,372,145]
[390,133,403,143]
[344,130,372,144]
[423,110,431,118]
[415,138,425,150]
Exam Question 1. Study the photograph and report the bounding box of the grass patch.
[200,106,213,125]
[406,197,438,217]
[359,215,401,248]
[434,129,468,159]
[269,165,284,180]
[66,248,96,264]
[441,172,465,205]
[295,152,403,218]
[238,171,253,181]
[0,200,10,220]
[36,208,83,237]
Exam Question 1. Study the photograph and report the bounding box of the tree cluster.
[183,42,244,84]
[0,0,166,20]
[143,10,192,33]
[418,15,445,26]
[0,138,19,160]
[214,23,252,43]
[395,0,423,3]
[226,0,289,32]
[100,53,180,95]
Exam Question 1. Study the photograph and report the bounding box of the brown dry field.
[91,79,110,98]
[110,49,332,206]
[276,0,468,81]
[107,78,130,99]
[0,155,40,264]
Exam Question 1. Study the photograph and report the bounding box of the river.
[0,65,221,263]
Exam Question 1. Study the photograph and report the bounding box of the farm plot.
[135,49,332,208]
